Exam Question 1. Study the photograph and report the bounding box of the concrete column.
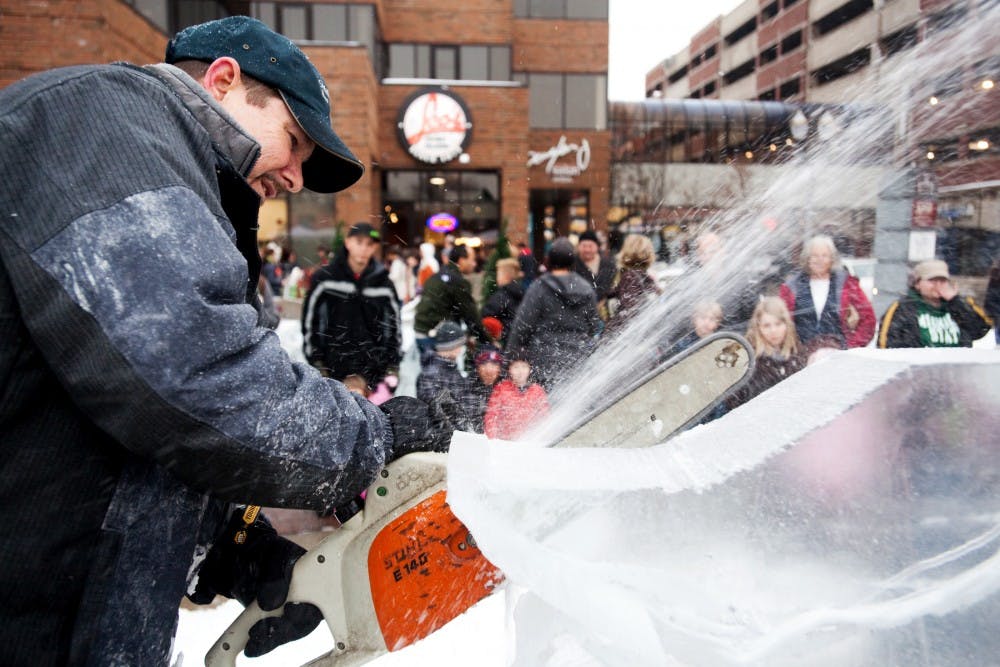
[872,168,914,316]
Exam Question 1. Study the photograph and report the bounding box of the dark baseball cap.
[346,222,380,240]
[166,16,364,193]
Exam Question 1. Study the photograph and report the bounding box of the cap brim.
[280,91,364,193]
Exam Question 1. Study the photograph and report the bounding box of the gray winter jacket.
[506,272,600,388]
[0,64,390,666]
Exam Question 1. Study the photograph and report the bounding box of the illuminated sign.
[397,88,473,164]
[426,212,458,233]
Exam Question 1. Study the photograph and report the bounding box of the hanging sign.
[526,136,591,183]
[397,88,473,164]
[426,212,458,233]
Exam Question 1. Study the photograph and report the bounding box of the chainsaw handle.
[204,599,282,667]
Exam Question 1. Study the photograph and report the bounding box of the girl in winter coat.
[728,296,805,411]
[604,234,661,338]
[485,355,550,440]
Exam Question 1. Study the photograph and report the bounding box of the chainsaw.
[204,332,754,666]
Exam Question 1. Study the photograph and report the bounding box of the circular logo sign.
[397,88,472,164]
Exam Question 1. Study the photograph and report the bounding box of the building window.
[252,2,376,45]
[724,17,756,46]
[434,46,457,79]
[779,76,801,99]
[759,44,779,66]
[278,3,308,40]
[668,64,689,84]
[387,43,511,81]
[880,25,918,58]
[514,0,608,19]
[780,30,803,54]
[526,73,606,129]
[812,47,870,85]
[723,58,755,85]
[761,1,779,23]
[813,0,873,38]
[461,46,489,80]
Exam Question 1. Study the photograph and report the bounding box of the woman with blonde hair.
[604,234,660,337]
[779,234,875,351]
[728,296,805,410]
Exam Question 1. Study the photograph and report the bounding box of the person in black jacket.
[416,321,477,431]
[985,258,1000,346]
[0,17,450,666]
[414,244,489,362]
[507,239,601,390]
[573,229,616,316]
[878,259,991,348]
[481,257,524,346]
[302,222,402,387]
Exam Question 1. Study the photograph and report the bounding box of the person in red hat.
[470,345,504,432]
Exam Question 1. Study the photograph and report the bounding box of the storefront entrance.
[382,170,500,249]
[529,188,590,257]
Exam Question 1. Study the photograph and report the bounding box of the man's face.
[457,250,476,274]
[220,88,315,201]
[916,276,948,303]
[578,240,598,262]
[344,235,378,265]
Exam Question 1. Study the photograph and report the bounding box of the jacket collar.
[143,64,261,180]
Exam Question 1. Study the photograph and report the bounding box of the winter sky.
[609,0,744,101]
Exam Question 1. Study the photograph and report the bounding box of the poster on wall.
[397,88,473,164]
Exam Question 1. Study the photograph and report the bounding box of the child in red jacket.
[484,355,550,440]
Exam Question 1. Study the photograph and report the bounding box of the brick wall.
[513,19,607,73]
[381,0,512,44]
[0,0,166,90]
[305,45,381,225]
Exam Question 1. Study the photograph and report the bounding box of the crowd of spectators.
[267,225,995,442]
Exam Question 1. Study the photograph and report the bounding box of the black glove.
[380,393,460,460]
[189,508,323,657]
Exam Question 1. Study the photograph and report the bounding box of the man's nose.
[281,157,305,194]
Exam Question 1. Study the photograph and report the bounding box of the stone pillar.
[872,168,914,316]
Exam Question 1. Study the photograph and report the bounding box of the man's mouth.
[261,178,278,199]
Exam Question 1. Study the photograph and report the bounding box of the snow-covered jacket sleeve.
[0,66,390,512]
[840,274,876,348]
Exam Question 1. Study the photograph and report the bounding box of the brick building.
[0,0,611,260]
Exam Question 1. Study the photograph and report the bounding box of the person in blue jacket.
[0,16,449,666]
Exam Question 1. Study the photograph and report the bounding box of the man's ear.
[201,57,243,102]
